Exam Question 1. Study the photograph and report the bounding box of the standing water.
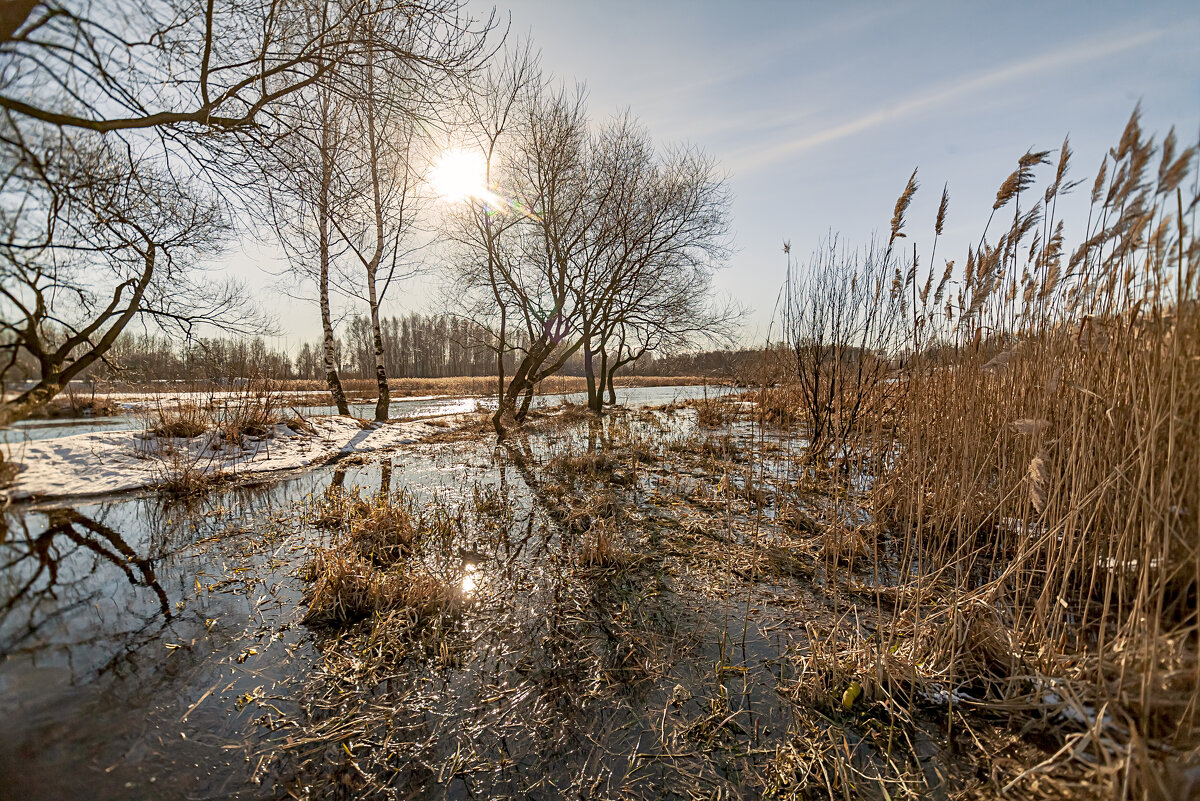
[3,385,794,800]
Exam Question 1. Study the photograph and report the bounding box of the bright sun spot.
[430,148,488,203]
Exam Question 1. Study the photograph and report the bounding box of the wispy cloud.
[730,27,1165,176]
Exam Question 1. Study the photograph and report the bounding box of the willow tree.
[447,82,732,422]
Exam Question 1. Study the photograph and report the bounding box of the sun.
[430,148,488,203]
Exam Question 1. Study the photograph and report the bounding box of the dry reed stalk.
[766,107,1200,798]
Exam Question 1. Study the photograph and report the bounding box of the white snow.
[4,415,461,501]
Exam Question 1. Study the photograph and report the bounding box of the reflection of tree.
[0,507,170,652]
[329,467,347,493]
[379,460,393,496]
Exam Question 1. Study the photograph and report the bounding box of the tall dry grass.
[788,108,1199,796]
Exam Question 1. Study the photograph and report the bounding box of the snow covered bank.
[4,415,460,501]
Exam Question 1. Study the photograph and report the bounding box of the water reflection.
[0,508,171,657]
[4,510,170,628]
[460,562,479,597]
[0,388,773,799]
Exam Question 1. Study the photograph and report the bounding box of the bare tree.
[332,23,425,422]
[263,45,353,414]
[0,0,494,423]
[257,0,490,418]
[578,129,734,411]
[0,126,248,426]
[447,82,732,422]
[449,43,540,438]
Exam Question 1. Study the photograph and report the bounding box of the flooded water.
[0,384,737,447]
[3,385,817,800]
[0,445,498,800]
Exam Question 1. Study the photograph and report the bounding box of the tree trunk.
[0,382,61,429]
[320,244,349,416]
[368,303,389,421]
[379,460,392,496]
[362,45,389,423]
[516,384,535,422]
[594,349,606,403]
[583,343,601,413]
[318,83,349,417]
[0,243,156,427]
[492,310,507,441]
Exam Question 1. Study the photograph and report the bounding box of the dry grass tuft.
[147,403,208,438]
[547,449,615,482]
[0,453,19,489]
[690,393,730,427]
[301,490,459,628]
[307,488,420,564]
[579,518,631,568]
[26,392,120,419]
[156,457,227,496]
[144,381,290,441]
[301,549,457,626]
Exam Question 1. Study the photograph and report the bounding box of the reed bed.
[778,108,1200,797]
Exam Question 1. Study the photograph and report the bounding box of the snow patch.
[5,415,456,501]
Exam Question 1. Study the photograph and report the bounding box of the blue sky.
[248,0,1200,347]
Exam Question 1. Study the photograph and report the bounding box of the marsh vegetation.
[0,1,1197,798]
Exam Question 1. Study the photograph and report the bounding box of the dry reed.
[790,107,1200,797]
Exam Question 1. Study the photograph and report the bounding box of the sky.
[242,0,1200,349]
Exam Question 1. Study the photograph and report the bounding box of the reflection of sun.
[461,563,478,597]
[430,148,488,203]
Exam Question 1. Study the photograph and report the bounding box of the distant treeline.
[3,313,791,385]
[637,345,792,383]
[115,315,500,381]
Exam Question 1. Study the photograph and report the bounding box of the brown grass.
[25,392,120,419]
[301,489,459,627]
[764,108,1200,797]
[106,374,713,404]
[751,385,801,427]
[0,453,19,489]
[144,381,303,441]
[579,517,631,568]
[158,462,227,496]
[308,488,420,564]
[147,403,208,438]
[301,549,456,626]
[689,392,730,427]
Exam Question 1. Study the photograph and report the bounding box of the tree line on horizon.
[2,313,779,385]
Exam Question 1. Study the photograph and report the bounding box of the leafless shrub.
[783,237,901,458]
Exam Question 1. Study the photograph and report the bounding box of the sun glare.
[430,148,488,203]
